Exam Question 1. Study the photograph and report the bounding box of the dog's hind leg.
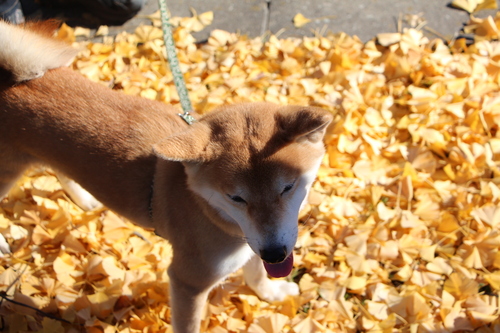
[243,254,299,302]
[0,168,23,199]
[55,173,102,211]
[0,146,101,211]
[0,146,35,256]
[0,145,34,199]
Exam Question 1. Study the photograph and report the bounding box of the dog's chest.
[214,244,254,277]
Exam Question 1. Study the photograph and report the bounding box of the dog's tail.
[0,19,77,83]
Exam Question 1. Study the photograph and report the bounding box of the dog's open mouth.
[263,253,294,278]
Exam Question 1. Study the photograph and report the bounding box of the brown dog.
[0,20,333,332]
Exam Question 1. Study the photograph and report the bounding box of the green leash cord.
[158,0,197,125]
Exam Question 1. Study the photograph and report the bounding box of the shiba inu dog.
[0,20,333,333]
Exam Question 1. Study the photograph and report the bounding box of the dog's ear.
[153,123,219,162]
[277,106,333,143]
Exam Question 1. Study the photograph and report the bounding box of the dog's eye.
[228,194,247,204]
[281,183,295,195]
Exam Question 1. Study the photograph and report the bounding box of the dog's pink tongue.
[263,253,294,278]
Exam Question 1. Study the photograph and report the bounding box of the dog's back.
[0,20,186,223]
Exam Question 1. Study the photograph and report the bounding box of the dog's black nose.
[260,246,287,264]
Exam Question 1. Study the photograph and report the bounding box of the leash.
[157,0,197,125]
[149,0,197,220]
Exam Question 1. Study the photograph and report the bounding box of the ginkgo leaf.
[292,316,325,333]
[426,257,453,275]
[452,0,478,12]
[443,301,474,331]
[452,0,497,13]
[293,13,311,28]
[182,9,214,32]
[377,33,401,46]
[444,273,479,299]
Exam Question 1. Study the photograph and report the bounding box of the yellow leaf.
[87,291,115,317]
[9,224,27,240]
[484,271,500,290]
[196,10,214,27]
[253,314,289,333]
[226,317,247,331]
[181,9,214,32]
[56,23,75,43]
[31,175,61,192]
[379,240,399,260]
[377,33,401,46]
[345,276,367,291]
[444,303,474,330]
[438,211,461,234]
[444,273,479,299]
[463,246,484,269]
[471,203,500,228]
[95,25,109,37]
[303,252,327,267]
[366,300,389,320]
[293,13,311,28]
[73,26,90,37]
[135,25,163,43]
[400,210,424,228]
[426,257,453,275]
[393,265,412,282]
[32,224,52,245]
[298,273,318,292]
[452,0,497,13]
[0,266,22,289]
[452,0,478,12]
[87,255,125,282]
[55,285,79,304]
[54,251,75,274]
[292,316,325,333]
[39,317,65,333]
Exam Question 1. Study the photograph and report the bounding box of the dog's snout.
[260,246,287,264]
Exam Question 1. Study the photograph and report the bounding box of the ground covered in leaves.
[2,8,500,333]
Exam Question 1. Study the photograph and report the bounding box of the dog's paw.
[56,174,103,211]
[0,234,11,257]
[252,279,299,303]
[71,191,103,211]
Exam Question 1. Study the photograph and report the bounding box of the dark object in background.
[0,0,146,26]
[0,0,25,24]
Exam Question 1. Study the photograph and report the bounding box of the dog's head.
[154,102,332,277]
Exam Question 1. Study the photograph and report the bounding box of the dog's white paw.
[0,234,11,257]
[252,279,299,303]
[56,173,102,211]
[69,190,102,211]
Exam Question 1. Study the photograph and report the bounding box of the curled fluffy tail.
[0,20,77,83]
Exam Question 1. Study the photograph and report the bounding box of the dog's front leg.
[243,254,299,302]
[168,267,212,333]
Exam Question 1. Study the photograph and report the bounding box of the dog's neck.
[151,159,246,240]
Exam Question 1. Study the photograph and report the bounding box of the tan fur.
[0,20,77,82]
[0,21,333,333]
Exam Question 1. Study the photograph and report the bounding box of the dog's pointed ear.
[277,106,333,143]
[153,123,219,162]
